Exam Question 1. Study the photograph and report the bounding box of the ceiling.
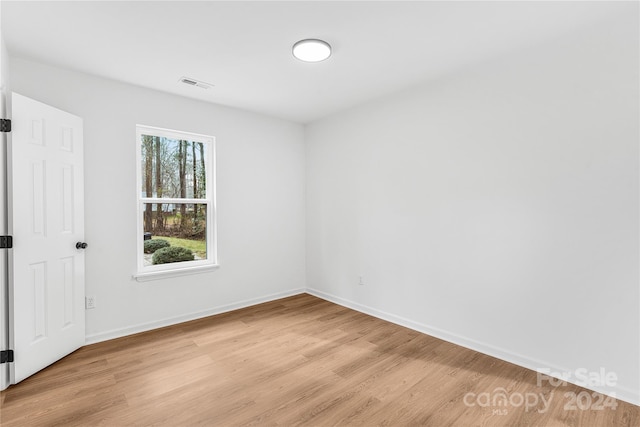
[1,1,627,124]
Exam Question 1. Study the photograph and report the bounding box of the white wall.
[306,12,639,404]
[9,57,306,342]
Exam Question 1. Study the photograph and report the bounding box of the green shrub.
[152,246,194,264]
[144,239,170,254]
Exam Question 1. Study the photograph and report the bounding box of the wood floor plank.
[1,293,638,426]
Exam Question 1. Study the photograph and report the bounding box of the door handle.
[76,242,88,250]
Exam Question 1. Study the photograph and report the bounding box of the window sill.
[133,264,220,282]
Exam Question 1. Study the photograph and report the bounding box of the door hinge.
[0,236,12,249]
[0,119,10,132]
[0,350,13,364]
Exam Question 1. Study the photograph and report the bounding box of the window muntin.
[136,125,216,278]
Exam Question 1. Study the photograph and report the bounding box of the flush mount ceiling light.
[292,39,331,62]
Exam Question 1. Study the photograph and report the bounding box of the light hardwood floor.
[1,293,638,426]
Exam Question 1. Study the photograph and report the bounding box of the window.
[134,125,217,280]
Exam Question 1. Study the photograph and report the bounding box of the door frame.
[0,3,9,390]
[0,88,7,392]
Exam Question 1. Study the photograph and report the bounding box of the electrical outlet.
[358,276,365,286]
[85,296,96,309]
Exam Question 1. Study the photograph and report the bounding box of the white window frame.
[133,125,218,281]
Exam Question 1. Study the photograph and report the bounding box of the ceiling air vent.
[179,77,213,90]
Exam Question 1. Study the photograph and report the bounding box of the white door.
[9,92,85,383]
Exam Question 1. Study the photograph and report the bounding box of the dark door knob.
[76,242,88,249]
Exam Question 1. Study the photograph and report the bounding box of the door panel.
[10,93,85,383]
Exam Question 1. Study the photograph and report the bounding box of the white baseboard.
[305,288,640,407]
[85,288,305,345]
